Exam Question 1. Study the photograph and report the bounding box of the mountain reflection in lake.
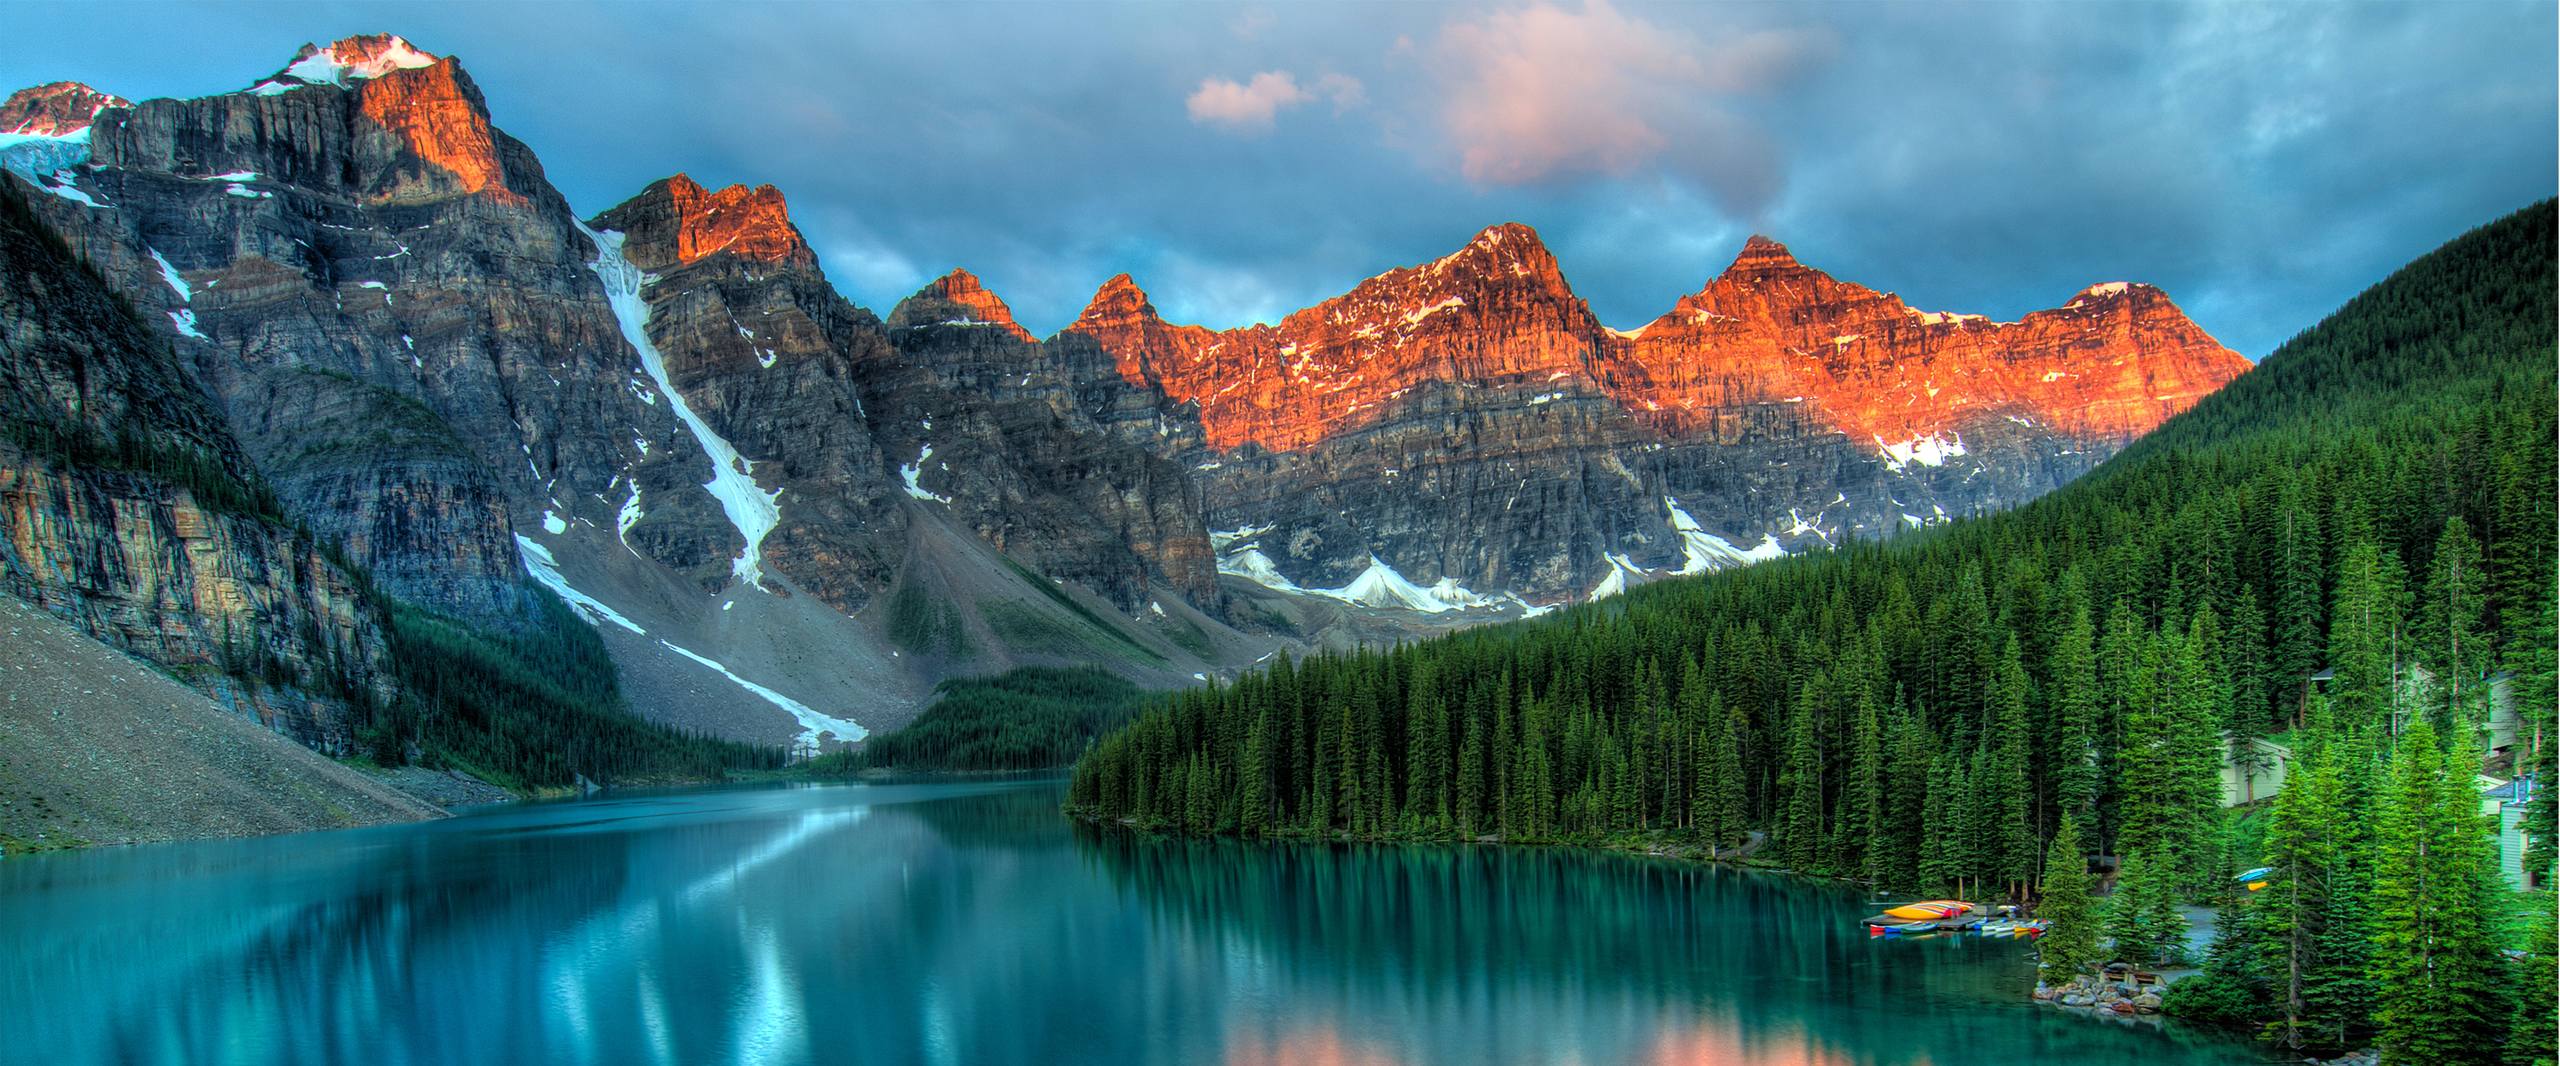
[0,779,2269,1064]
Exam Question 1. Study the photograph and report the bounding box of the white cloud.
[1187,70,1365,133]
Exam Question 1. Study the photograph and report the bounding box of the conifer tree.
[1405,660,1449,833]
[1456,696,1486,837]
[1847,687,1887,884]
[2328,540,2405,737]
[2036,815,2102,986]
[2259,739,2362,1050]
[2372,722,2509,1065]
[2271,491,2327,730]
[2227,585,2273,736]
[1698,693,1746,853]
[2104,849,2189,967]
[1777,691,1824,871]
[1987,635,2038,895]
[1241,705,1272,836]
[2415,516,2490,740]
[1921,748,1964,893]
[2050,608,2103,826]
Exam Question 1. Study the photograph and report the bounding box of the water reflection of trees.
[1074,826,2268,1066]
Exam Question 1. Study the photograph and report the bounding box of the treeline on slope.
[812,666,1146,773]
[371,590,783,791]
[1068,202,2558,1061]
[0,178,778,793]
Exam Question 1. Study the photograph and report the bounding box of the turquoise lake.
[0,778,2275,1064]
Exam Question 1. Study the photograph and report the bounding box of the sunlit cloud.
[1428,0,1830,215]
[1188,70,1364,132]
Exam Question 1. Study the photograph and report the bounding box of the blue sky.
[4,1,2552,357]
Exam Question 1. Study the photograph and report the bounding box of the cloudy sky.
[5,1,2552,357]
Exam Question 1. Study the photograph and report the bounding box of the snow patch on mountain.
[1213,531,1503,614]
[579,220,782,590]
[144,248,208,339]
[1587,553,1645,601]
[1665,496,1787,574]
[654,640,866,748]
[0,128,104,205]
[900,444,951,503]
[515,535,645,634]
[1876,432,1967,472]
[277,36,438,89]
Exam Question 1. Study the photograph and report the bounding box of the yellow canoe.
[1883,901,1973,920]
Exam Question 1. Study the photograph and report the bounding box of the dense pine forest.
[1068,202,2558,1062]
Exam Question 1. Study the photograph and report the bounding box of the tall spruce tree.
[2416,516,2490,740]
[2372,722,2510,1065]
[2037,815,2102,985]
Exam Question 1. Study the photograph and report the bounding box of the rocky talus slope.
[0,594,438,851]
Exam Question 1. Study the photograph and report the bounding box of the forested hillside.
[1068,202,2557,1060]
[809,666,1146,774]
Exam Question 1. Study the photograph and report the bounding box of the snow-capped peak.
[254,35,439,94]
[0,82,130,137]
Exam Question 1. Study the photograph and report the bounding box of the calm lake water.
[0,778,2273,1065]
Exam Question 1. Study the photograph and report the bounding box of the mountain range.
[0,35,2250,751]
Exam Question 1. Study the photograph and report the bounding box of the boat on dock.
[1861,901,2045,938]
[1862,900,1979,934]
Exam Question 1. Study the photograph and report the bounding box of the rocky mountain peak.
[2064,280,2154,308]
[1416,221,1569,293]
[1294,220,1579,340]
[1721,233,1812,277]
[1072,274,1158,330]
[259,34,442,92]
[592,174,816,272]
[1614,235,2249,452]
[663,175,805,264]
[887,268,1037,342]
[0,81,130,136]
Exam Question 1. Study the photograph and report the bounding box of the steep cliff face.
[0,40,901,745]
[1065,226,2249,603]
[4,37,684,629]
[228,365,532,624]
[0,181,397,750]
[592,176,1220,615]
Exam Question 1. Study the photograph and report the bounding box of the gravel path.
[0,595,443,852]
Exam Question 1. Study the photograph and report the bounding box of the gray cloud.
[0,0,2548,357]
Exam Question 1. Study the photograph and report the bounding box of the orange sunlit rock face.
[1070,226,2248,457]
[1074,222,1609,452]
[591,174,818,273]
[893,268,1037,342]
[657,175,814,267]
[352,57,516,203]
[0,81,129,136]
[1610,236,2251,450]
